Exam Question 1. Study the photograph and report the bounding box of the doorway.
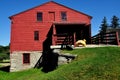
[76,30,84,41]
[49,12,55,21]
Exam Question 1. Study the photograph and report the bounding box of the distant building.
[9,1,92,72]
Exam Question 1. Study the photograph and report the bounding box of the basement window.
[34,31,39,41]
[23,53,30,64]
[37,12,43,21]
[61,12,67,21]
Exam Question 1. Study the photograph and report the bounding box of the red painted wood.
[52,25,56,45]
[10,1,92,52]
[49,12,55,21]
[116,32,120,45]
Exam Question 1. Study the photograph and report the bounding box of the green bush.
[0,45,10,61]
[0,53,9,61]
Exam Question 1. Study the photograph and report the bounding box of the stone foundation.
[10,51,42,72]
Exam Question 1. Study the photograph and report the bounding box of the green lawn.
[0,47,120,80]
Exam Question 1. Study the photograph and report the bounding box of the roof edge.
[50,1,92,18]
[9,1,52,19]
[9,1,92,19]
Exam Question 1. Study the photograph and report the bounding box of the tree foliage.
[99,17,108,34]
[99,15,120,33]
[0,45,10,61]
[110,15,120,28]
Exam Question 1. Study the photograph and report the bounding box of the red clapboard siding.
[10,1,92,52]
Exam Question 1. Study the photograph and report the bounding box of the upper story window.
[37,12,43,21]
[34,31,39,41]
[61,12,67,21]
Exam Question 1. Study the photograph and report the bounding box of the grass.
[0,59,10,68]
[0,59,10,63]
[2,59,10,63]
[0,47,120,80]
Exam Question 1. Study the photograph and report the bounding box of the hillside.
[0,47,120,80]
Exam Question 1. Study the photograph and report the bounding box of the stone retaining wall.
[10,51,42,72]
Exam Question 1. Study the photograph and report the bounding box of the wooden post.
[74,32,76,47]
[89,24,92,44]
[116,31,119,45]
[98,34,100,44]
[52,24,56,45]
[106,33,108,45]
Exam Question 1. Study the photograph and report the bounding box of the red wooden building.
[9,1,92,72]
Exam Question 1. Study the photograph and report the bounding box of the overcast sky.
[0,0,120,46]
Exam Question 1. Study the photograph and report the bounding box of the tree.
[110,15,120,29]
[99,17,108,34]
[99,17,108,43]
[0,53,8,61]
[0,45,10,61]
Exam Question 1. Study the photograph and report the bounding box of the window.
[23,53,30,64]
[34,31,39,41]
[37,12,43,21]
[61,12,67,21]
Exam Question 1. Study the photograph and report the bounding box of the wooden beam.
[52,24,56,45]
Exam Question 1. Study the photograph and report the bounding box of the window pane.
[34,31,39,41]
[37,12,43,21]
[23,53,30,64]
[61,12,67,21]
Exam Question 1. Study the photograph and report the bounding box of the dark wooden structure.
[92,31,120,45]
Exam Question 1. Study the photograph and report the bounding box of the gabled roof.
[9,1,92,19]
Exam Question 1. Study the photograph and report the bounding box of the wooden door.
[49,12,55,21]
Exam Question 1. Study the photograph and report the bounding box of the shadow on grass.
[0,66,10,72]
[34,49,59,73]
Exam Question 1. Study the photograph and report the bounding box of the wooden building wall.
[10,1,92,52]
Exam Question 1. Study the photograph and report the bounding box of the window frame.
[61,11,67,21]
[23,53,30,64]
[37,12,43,22]
[49,12,55,21]
[34,31,39,41]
